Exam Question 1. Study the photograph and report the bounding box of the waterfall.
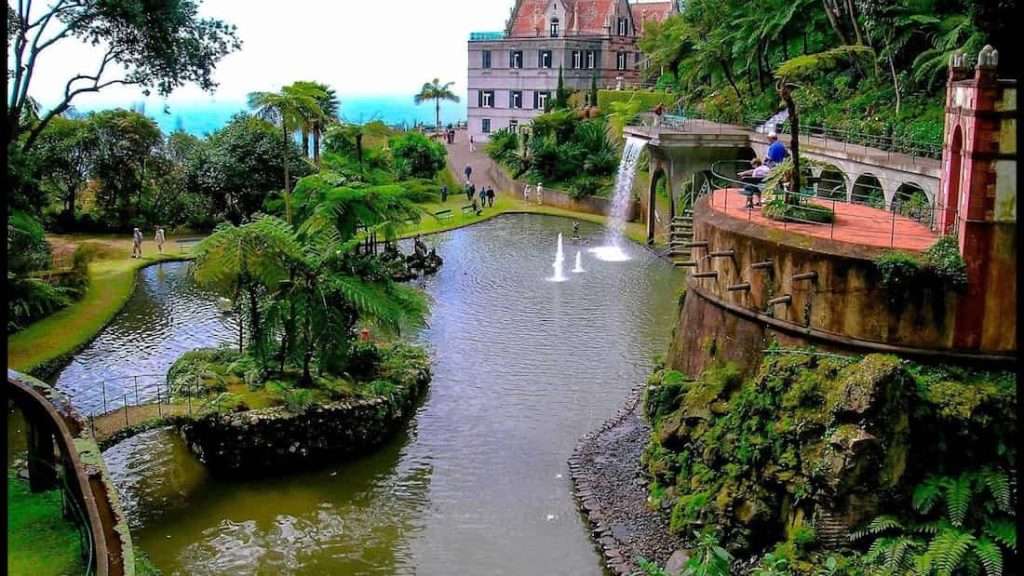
[591,136,647,262]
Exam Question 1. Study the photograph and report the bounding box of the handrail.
[8,370,129,576]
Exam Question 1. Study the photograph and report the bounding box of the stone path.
[445,129,503,195]
[570,384,689,575]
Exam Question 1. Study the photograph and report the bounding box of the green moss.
[7,471,85,576]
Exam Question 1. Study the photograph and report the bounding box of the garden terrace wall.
[178,368,430,474]
[667,196,1015,378]
[482,153,639,221]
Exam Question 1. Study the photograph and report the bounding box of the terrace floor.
[710,188,939,252]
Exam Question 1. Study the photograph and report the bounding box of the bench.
[435,209,453,222]
[461,205,479,217]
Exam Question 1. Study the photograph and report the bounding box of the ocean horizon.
[70,95,467,137]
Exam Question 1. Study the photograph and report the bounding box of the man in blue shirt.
[765,132,787,166]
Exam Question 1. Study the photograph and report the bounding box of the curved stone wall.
[178,366,430,473]
[667,197,1015,377]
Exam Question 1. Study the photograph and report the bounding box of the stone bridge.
[624,118,941,242]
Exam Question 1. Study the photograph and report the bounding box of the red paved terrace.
[710,188,939,252]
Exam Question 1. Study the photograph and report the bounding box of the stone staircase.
[668,209,697,268]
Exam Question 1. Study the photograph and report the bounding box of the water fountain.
[549,232,568,282]
[572,251,584,273]
[591,136,647,262]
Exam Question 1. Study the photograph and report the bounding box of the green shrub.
[346,341,382,382]
[283,389,313,413]
[389,132,447,180]
[166,347,242,396]
[874,250,923,289]
[567,175,603,199]
[922,236,968,292]
[762,199,835,224]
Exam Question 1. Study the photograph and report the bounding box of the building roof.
[629,1,675,36]
[505,0,675,38]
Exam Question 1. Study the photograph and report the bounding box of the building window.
[482,50,492,69]
[482,119,491,134]
[634,51,641,64]
[572,50,582,69]
[586,50,596,69]
[617,17,629,36]
[478,90,495,108]
[616,52,627,70]
[510,50,523,69]
[550,18,559,37]
[509,119,519,132]
[510,90,523,109]
[539,50,553,69]
[534,91,550,110]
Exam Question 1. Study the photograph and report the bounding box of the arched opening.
[648,167,667,244]
[816,165,849,200]
[893,182,932,225]
[942,126,963,234]
[852,173,884,208]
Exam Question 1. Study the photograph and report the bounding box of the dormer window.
[617,17,629,36]
[550,17,559,37]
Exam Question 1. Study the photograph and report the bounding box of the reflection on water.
[52,261,237,415]
[92,215,681,575]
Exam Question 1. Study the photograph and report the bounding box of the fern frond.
[914,477,944,515]
[978,469,1011,513]
[973,538,1004,576]
[984,520,1017,552]
[852,515,905,541]
[946,474,973,527]
[924,528,976,576]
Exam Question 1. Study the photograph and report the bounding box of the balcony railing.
[469,31,506,41]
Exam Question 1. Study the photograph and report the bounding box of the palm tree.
[414,78,460,132]
[247,85,326,223]
[291,81,340,164]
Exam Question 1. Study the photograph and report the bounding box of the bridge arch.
[851,173,885,208]
[814,163,850,199]
[941,125,964,234]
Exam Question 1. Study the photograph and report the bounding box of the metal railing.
[706,160,957,248]
[61,373,208,436]
[630,107,942,161]
[469,31,506,41]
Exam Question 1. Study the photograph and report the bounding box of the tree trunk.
[755,42,766,92]
[302,304,314,386]
[822,0,849,44]
[248,286,263,371]
[781,30,789,61]
[889,56,902,117]
[435,99,441,132]
[313,122,321,165]
[282,119,292,223]
[803,31,808,55]
[845,0,865,46]
[779,81,801,204]
[301,128,310,158]
[719,59,743,103]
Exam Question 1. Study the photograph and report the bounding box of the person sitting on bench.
[737,158,771,208]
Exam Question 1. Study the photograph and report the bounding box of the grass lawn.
[402,191,648,245]
[7,471,85,576]
[7,234,195,375]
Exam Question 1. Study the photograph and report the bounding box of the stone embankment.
[569,382,688,575]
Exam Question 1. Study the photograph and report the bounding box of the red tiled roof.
[507,0,672,38]
[630,1,675,35]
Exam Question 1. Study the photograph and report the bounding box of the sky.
[17,0,668,131]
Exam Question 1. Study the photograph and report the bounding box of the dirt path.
[91,403,192,444]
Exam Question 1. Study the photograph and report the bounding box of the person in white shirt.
[523,183,531,203]
[536,182,544,205]
[738,159,771,208]
[155,227,166,254]
[131,227,143,258]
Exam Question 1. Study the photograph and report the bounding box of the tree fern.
[983,520,1016,552]
[913,477,944,515]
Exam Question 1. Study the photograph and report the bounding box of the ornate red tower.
[940,45,1017,352]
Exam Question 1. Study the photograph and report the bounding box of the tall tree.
[555,66,569,109]
[89,109,163,227]
[6,0,240,154]
[247,85,325,223]
[413,78,460,131]
[292,81,340,164]
[33,115,97,227]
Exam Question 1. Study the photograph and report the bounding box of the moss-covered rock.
[640,350,1016,564]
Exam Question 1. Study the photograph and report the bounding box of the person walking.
[486,186,495,207]
[523,183,531,203]
[536,182,544,205]
[131,227,143,258]
[155,227,166,254]
[464,164,473,181]
[469,134,476,152]
[441,183,449,203]
[469,181,477,204]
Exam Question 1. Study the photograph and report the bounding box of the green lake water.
[42,214,684,575]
